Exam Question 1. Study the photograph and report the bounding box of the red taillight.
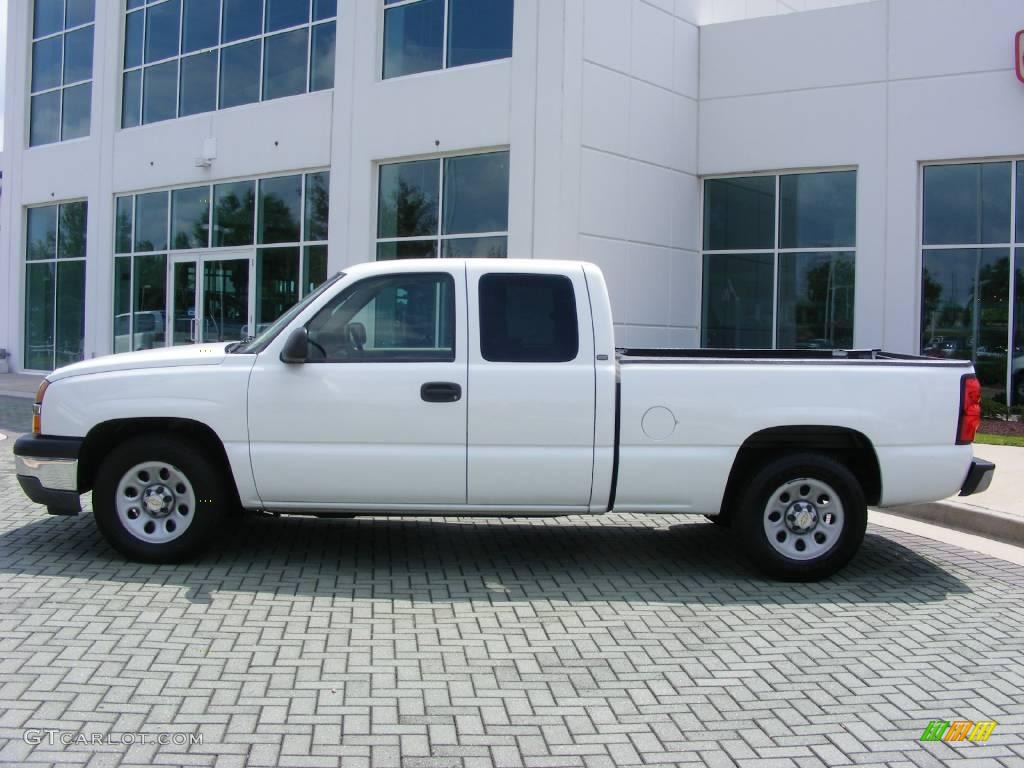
[956,374,982,445]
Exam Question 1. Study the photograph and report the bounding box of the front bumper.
[13,435,83,515]
[959,458,996,497]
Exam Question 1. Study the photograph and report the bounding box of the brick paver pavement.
[1,430,1022,768]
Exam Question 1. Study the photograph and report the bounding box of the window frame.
[374,148,511,261]
[303,272,457,364]
[700,167,858,350]
[29,0,95,147]
[919,157,1023,405]
[22,199,89,372]
[380,0,514,81]
[120,0,337,130]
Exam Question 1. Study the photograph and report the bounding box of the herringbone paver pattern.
[0,432,1022,768]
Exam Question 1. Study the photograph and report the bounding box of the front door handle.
[421,382,462,403]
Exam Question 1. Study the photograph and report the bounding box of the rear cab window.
[478,273,579,362]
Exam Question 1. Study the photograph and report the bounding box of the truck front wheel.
[92,435,228,563]
[736,453,867,581]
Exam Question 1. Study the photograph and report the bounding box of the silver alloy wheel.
[115,461,196,544]
[763,477,844,561]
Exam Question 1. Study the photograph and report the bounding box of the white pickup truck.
[14,259,994,580]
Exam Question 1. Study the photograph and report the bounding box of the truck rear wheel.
[735,453,866,581]
[92,435,227,563]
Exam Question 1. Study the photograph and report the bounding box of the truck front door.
[246,266,468,508]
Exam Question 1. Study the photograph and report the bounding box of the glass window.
[923,163,1012,246]
[124,10,144,68]
[701,253,774,349]
[122,70,142,128]
[703,176,775,251]
[25,262,57,370]
[779,171,856,249]
[58,202,88,259]
[776,252,855,349]
[266,0,310,32]
[1013,250,1023,404]
[114,257,133,352]
[63,26,93,84]
[145,0,181,63]
[24,201,88,371]
[213,180,256,246]
[447,0,514,69]
[314,0,336,22]
[27,206,58,260]
[378,159,439,239]
[383,0,445,79]
[304,172,330,241]
[258,175,302,244]
[377,241,438,261]
[34,0,63,37]
[443,152,510,235]
[222,0,263,43]
[61,83,92,140]
[182,0,219,53]
[116,197,134,254]
[256,247,300,329]
[921,249,1009,398]
[31,1,95,147]
[143,60,179,124]
[384,0,512,79]
[30,92,61,146]
[263,27,308,101]
[479,274,577,363]
[135,192,169,252]
[66,0,95,27]
[702,171,856,349]
[220,40,261,108]
[303,245,328,295]
[307,273,456,362]
[171,186,211,249]
[179,50,218,117]
[310,21,336,91]
[133,254,168,350]
[32,36,62,92]
[1017,165,1024,244]
[377,151,510,260]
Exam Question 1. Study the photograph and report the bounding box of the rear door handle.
[421,382,462,403]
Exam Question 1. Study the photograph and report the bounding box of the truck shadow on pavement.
[0,510,972,606]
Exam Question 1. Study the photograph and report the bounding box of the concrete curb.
[0,391,35,400]
[883,501,1024,548]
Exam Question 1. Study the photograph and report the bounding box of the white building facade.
[1,0,1023,404]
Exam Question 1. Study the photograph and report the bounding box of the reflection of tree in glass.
[116,212,132,253]
[380,180,438,238]
[59,204,88,258]
[307,174,330,241]
[261,194,300,243]
[174,206,211,250]
[28,231,56,261]
[214,188,256,246]
[792,259,854,346]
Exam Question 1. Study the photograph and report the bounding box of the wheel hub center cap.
[142,485,174,517]
[786,501,818,534]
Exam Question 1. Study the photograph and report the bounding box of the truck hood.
[47,343,234,383]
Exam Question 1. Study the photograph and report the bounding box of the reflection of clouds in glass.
[923,163,1012,245]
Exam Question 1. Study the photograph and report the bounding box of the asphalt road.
[0,419,1022,767]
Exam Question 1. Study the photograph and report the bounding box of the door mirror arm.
[280,327,310,364]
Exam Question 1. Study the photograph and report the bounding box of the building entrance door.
[170,252,253,345]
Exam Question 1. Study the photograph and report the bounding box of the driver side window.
[306,273,456,362]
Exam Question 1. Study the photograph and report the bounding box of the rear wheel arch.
[718,425,881,522]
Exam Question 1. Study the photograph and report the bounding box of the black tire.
[92,434,228,563]
[734,453,867,581]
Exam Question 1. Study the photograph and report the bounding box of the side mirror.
[280,327,309,364]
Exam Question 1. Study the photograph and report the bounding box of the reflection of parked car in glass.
[923,337,966,358]
[113,312,165,353]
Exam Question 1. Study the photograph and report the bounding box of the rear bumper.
[13,435,83,515]
[959,458,996,497]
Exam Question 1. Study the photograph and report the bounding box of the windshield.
[231,272,346,354]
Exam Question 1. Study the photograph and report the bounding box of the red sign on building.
[1017,30,1024,84]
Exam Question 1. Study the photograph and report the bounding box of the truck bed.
[618,348,972,366]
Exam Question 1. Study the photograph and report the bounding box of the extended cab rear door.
[465,263,596,508]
